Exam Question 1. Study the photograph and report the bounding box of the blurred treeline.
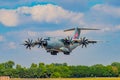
[0,61,120,78]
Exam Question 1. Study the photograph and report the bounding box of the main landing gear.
[50,51,58,55]
[64,52,70,55]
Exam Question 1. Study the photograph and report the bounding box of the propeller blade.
[80,37,89,48]
[85,39,88,42]
[40,38,42,41]
[28,46,31,49]
[25,41,29,44]
[82,44,84,48]
[84,37,86,41]
[85,44,87,48]
[38,44,41,48]
[28,38,30,42]
[67,36,70,40]
[30,39,32,43]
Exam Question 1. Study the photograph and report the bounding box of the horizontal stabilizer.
[64,27,100,32]
[64,28,75,32]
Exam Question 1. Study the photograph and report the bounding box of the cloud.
[83,4,120,33]
[92,4,120,17]
[0,35,4,41]
[6,30,38,42]
[9,30,72,40]
[100,25,120,33]
[8,42,16,49]
[18,4,84,24]
[0,9,18,26]
[27,31,40,37]
[0,4,84,27]
[116,25,120,29]
[1,42,17,50]
[44,30,73,37]
[105,0,120,7]
[114,25,120,31]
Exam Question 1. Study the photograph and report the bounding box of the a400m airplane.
[22,27,100,55]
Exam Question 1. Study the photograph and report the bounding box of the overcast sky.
[0,0,120,67]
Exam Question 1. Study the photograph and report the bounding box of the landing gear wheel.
[64,52,70,55]
[51,51,57,55]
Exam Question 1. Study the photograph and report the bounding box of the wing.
[88,40,97,44]
[72,37,99,48]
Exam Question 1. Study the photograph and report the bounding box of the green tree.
[30,63,37,69]
[5,61,15,69]
[70,65,90,77]
[90,64,105,77]
[111,62,120,76]
[51,72,61,78]
[36,62,47,78]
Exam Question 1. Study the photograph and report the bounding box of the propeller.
[63,36,73,45]
[37,38,43,48]
[22,38,33,49]
[67,36,73,45]
[80,37,89,48]
[34,37,47,48]
[33,38,43,48]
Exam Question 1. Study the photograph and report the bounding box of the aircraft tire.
[51,51,57,55]
[64,52,70,55]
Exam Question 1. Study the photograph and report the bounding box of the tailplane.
[64,27,99,39]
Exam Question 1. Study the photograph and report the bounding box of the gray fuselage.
[44,37,79,53]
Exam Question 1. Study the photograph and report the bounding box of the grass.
[10,78,120,80]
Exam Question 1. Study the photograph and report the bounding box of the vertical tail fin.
[73,28,80,39]
[64,27,99,39]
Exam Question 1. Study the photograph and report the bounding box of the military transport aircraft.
[22,27,100,55]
